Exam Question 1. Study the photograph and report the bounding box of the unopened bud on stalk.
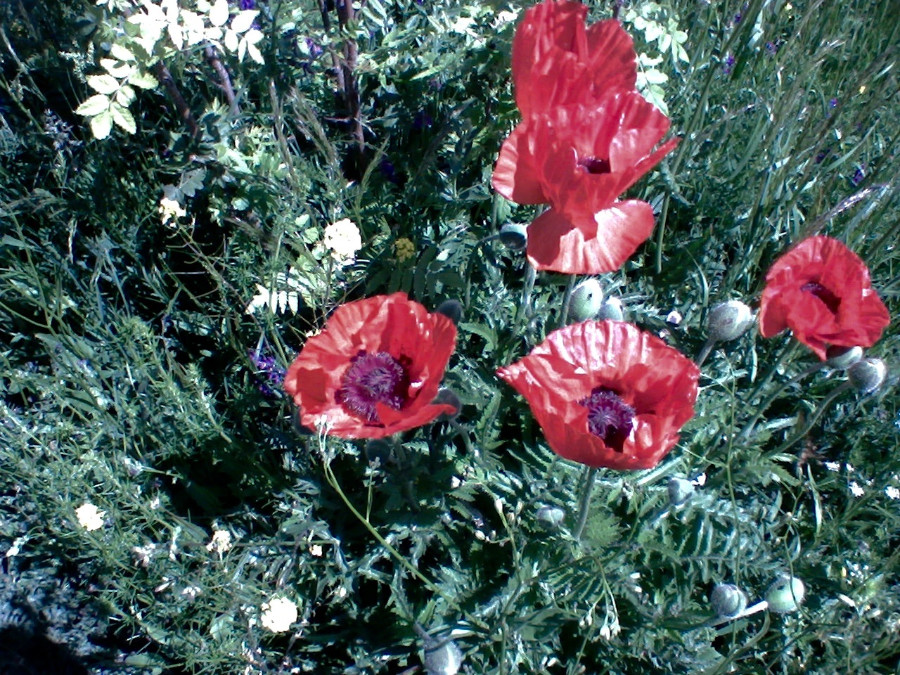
[567,278,603,322]
[825,345,863,370]
[498,223,527,251]
[847,357,886,394]
[667,477,694,506]
[415,624,464,675]
[710,583,748,618]
[433,387,462,420]
[707,300,754,343]
[765,575,805,613]
[435,299,464,325]
[535,505,566,528]
[597,297,625,321]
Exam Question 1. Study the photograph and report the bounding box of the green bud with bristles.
[710,583,748,618]
[597,297,625,321]
[766,575,805,613]
[498,223,527,251]
[567,278,603,322]
[707,300,754,343]
[847,357,886,394]
[825,345,863,370]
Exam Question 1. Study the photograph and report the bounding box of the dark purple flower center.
[577,156,612,175]
[801,281,840,315]
[578,387,635,452]
[336,351,409,424]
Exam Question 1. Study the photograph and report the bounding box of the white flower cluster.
[260,596,298,633]
[323,218,362,266]
[75,503,106,531]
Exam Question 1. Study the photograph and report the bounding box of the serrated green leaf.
[115,85,136,106]
[75,94,110,116]
[87,74,120,95]
[128,70,158,89]
[109,43,136,61]
[90,110,113,139]
[110,103,136,134]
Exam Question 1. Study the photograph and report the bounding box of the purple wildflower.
[851,165,865,186]
[723,54,735,75]
[379,157,399,184]
[249,349,287,397]
[305,37,323,59]
[815,148,831,164]
[239,0,256,9]
[829,98,838,108]
[765,41,778,56]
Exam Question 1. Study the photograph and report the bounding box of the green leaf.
[110,103,136,134]
[75,94,110,117]
[115,85,136,106]
[90,110,113,139]
[87,74,120,95]
[128,70,158,89]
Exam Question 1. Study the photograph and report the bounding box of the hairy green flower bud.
[710,583,748,618]
[597,297,625,321]
[416,625,464,675]
[499,223,527,251]
[766,575,805,613]
[707,300,754,343]
[435,299,464,325]
[433,387,461,420]
[825,345,863,370]
[847,357,886,394]
[567,279,603,322]
[535,505,566,528]
[667,477,694,506]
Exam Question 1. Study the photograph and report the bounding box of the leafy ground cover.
[0,0,898,673]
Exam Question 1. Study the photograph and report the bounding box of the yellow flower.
[394,237,416,263]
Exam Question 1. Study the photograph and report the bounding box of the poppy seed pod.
[707,300,754,343]
[535,504,566,528]
[825,345,863,370]
[597,297,625,321]
[567,278,604,322]
[847,357,886,394]
[667,477,694,506]
[499,223,528,251]
[435,299,464,325]
[765,575,805,613]
[710,583,748,618]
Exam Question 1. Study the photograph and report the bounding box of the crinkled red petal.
[526,201,655,274]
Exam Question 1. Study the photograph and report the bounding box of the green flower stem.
[767,381,852,457]
[739,353,822,441]
[573,466,598,541]
[696,338,716,367]
[560,275,576,327]
[520,262,537,319]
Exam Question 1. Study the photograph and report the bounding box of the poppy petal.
[492,122,547,204]
[526,200,655,274]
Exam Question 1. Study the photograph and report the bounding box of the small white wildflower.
[322,218,362,265]
[260,597,298,633]
[493,9,519,26]
[75,503,105,531]
[132,543,157,568]
[309,544,324,557]
[181,585,202,600]
[885,486,900,500]
[6,536,26,558]
[159,188,186,227]
[206,529,233,555]
[824,461,841,472]
[849,481,865,497]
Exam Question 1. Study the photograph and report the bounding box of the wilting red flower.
[497,321,699,470]
[512,1,637,119]
[492,92,678,274]
[758,236,890,360]
[283,293,457,439]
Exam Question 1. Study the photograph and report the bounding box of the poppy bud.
[433,387,461,420]
[535,504,565,528]
[667,477,694,506]
[435,299,464,325]
[597,297,625,321]
[847,357,886,394]
[710,583,748,618]
[765,575,805,613]
[415,625,464,675]
[498,223,527,251]
[567,278,603,322]
[825,345,863,370]
[707,300,754,343]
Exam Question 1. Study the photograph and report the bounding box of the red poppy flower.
[497,320,699,470]
[758,236,890,360]
[512,1,637,119]
[283,293,457,439]
[492,92,678,274]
